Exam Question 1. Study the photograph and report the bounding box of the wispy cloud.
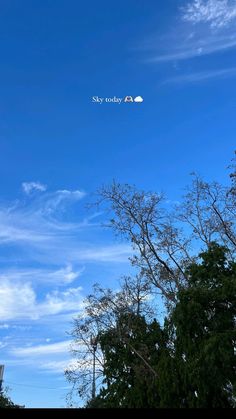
[0,186,130,266]
[182,0,236,28]
[0,188,86,246]
[0,183,130,330]
[22,181,47,194]
[163,66,236,84]
[144,1,236,64]
[148,33,236,62]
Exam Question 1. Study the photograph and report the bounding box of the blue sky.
[0,0,236,408]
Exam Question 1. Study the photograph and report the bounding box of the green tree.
[169,243,236,408]
[90,313,166,408]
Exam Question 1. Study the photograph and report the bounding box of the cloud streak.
[163,66,236,84]
[147,30,236,63]
[11,340,71,356]
[0,265,84,286]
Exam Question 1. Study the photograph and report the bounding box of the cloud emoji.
[134,96,144,103]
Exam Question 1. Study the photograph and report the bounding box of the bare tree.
[177,173,236,253]
[96,182,192,304]
[96,158,236,305]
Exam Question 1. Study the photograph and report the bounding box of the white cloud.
[0,278,83,321]
[182,0,236,28]
[48,265,83,284]
[22,181,47,194]
[42,287,84,317]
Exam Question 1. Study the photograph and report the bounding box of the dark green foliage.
[0,390,22,409]
[93,313,163,408]
[171,243,236,408]
[87,244,236,408]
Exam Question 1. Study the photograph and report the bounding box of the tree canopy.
[85,244,236,408]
